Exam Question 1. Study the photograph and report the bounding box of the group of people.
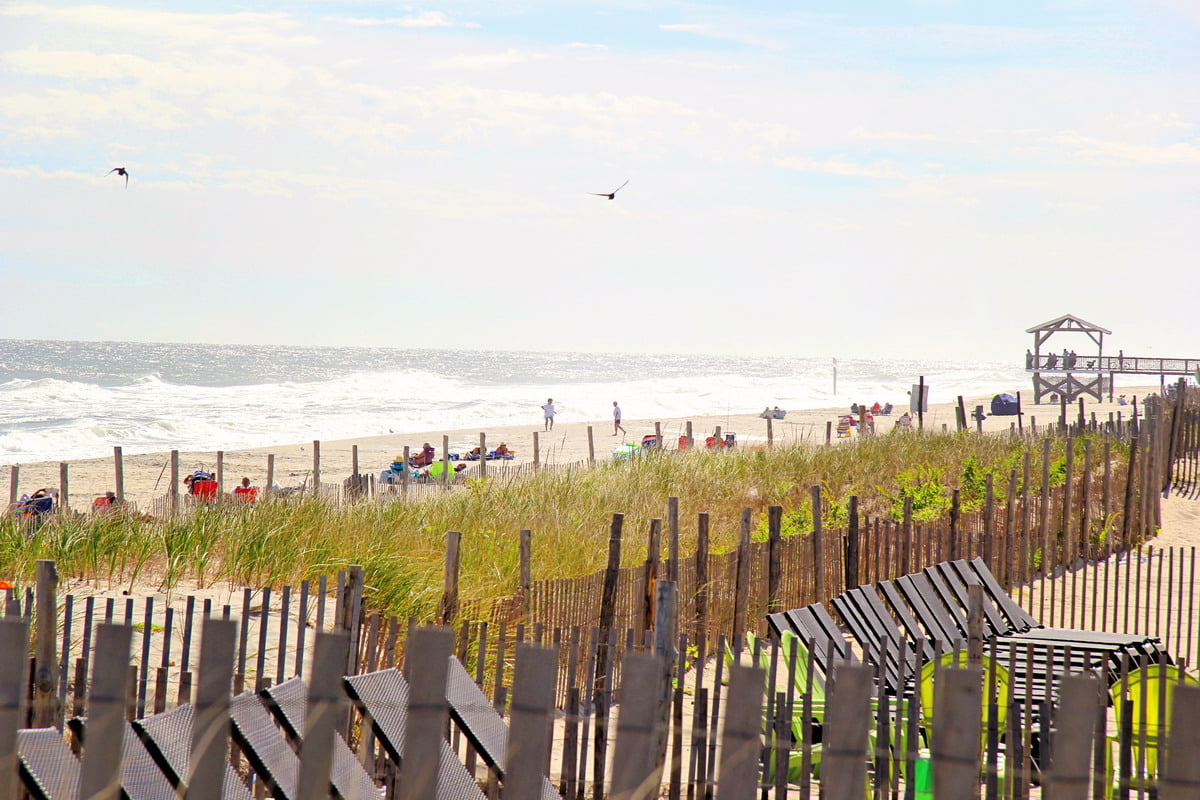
[542,398,631,438]
[759,406,787,419]
[182,470,257,503]
[850,402,893,416]
[1027,349,1096,371]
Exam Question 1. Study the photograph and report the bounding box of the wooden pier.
[1026,313,1199,403]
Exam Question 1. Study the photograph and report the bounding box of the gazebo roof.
[1025,314,1112,335]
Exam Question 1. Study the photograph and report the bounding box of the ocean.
[0,338,1110,465]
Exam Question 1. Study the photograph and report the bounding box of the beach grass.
[0,431,1124,620]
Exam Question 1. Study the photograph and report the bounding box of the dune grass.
[0,431,1119,620]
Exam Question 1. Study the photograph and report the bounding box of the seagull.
[590,179,628,200]
[107,167,129,188]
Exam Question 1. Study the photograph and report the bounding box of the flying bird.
[590,179,629,200]
[107,167,129,187]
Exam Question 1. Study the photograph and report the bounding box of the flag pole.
[832,358,838,396]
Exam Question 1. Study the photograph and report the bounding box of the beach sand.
[4,387,1161,513]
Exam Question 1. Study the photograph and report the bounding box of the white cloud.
[2,3,317,47]
[658,23,784,50]
[324,12,458,29]
[1042,132,1200,165]
[775,155,906,179]
[565,42,608,51]
[850,126,939,142]
[431,50,548,71]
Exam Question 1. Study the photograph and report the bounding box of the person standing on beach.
[541,398,556,431]
[612,401,625,436]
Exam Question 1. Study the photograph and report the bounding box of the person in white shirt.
[541,398,556,430]
[613,401,625,436]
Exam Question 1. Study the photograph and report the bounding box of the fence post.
[5,465,15,508]
[696,513,709,647]
[587,426,595,464]
[59,463,69,514]
[79,624,133,800]
[479,433,487,479]
[610,653,664,799]
[0,619,28,800]
[215,450,224,497]
[519,529,532,622]
[398,628,452,800]
[931,666,982,800]
[33,560,59,729]
[265,453,274,499]
[812,486,825,600]
[533,431,540,470]
[113,446,124,503]
[594,514,624,694]
[440,530,462,626]
[351,444,359,479]
[401,446,409,495]
[312,440,321,492]
[732,509,751,638]
[845,496,860,590]
[1161,684,1200,800]
[766,415,773,447]
[1042,673,1102,800]
[686,421,693,450]
[642,519,662,638]
[653,580,679,778]
[340,565,364,676]
[667,497,680,583]
[820,665,874,800]
[1121,437,1139,548]
[716,664,767,800]
[295,631,351,800]
[505,645,557,798]
[186,618,237,800]
[767,506,782,614]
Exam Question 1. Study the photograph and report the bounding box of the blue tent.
[990,393,1020,416]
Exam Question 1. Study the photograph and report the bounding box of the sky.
[0,0,1197,362]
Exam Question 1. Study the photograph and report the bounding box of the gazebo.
[1025,314,1111,403]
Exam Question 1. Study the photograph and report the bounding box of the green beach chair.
[1105,663,1198,798]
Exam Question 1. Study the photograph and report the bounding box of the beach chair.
[947,558,1165,654]
[766,603,858,691]
[17,728,79,800]
[443,656,561,800]
[192,480,219,503]
[259,677,380,800]
[67,717,179,800]
[1105,662,1198,797]
[226,691,303,800]
[131,704,254,800]
[343,668,487,800]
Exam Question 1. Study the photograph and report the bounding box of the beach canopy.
[990,393,1020,416]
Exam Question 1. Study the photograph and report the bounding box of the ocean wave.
[0,339,1151,464]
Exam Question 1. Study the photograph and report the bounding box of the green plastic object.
[918,651,1012,750]
[1106,663,1199,795]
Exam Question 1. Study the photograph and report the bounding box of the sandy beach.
[3,386,1161,513]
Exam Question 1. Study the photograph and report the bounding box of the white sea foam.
[0,339,1153,464]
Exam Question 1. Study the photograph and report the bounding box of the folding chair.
[131,704,254,800]
[17,728,78,800]
[343,668,487,800]
[444,657,561,800]
[68,717,179,800]
[260,677,380,800]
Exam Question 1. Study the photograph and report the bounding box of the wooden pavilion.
[1025,313,1110,403]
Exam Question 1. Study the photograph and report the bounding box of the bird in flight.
[590,179,629,200]
[107,167,129,187]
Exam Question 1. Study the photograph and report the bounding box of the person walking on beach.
[541,398,556,431]
[612,401,625,436]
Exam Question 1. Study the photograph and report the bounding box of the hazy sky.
[1,1,1197,361]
